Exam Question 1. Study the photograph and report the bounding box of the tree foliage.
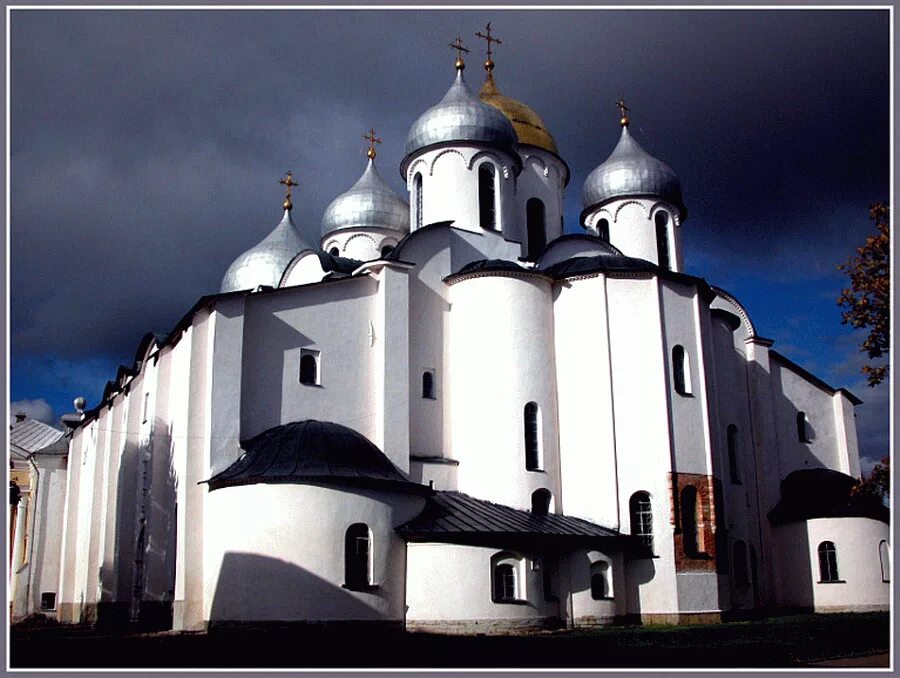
[851,456,890,502]
[838,202,890,386]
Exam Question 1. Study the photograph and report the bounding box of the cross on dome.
[363,128,382,159]
[280,170,299,210]
[616,98,630,127]
[475,22,502,72]
[449,36,470,70]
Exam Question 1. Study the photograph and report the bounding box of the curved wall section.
[203,484,425,624]
[406,146,518,239]
[448,274,560,509]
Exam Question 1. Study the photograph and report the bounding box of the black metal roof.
[397,490,626,547]
[768,468,887,525]
[205,420,430,494]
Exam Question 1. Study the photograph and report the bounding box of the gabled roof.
[397,490,626,547]
[9,417,66,455]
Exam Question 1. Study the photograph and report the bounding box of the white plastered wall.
[448,274,561,511]
[583,198,683,272]
[203,483,424,623]
[514,148,566,256]
[406,145,518,238]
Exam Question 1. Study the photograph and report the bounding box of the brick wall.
[669,472,725,573]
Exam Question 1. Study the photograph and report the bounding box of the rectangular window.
[142,392,150,424]
[40,592,56,611]
[299,349,321,386]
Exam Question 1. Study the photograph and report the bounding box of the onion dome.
[220,208,312,293]
[204,420,429,494]
[581,124,686,219]
[321,157,409,237]
[402,68,517,173]
[479,73,558,155]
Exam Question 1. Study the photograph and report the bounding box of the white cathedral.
[20,33,890,633]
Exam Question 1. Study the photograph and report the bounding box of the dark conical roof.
[206,420,428,494]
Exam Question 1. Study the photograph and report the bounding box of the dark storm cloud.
[11,8,889,364]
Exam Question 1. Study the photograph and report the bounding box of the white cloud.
[9,398,55,425]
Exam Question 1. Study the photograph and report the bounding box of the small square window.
[300,349,321,386]
[40,592,56,611]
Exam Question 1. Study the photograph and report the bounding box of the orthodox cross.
[616,98,630,127]
[364,128,382,159]
[280,171,299,210]
[475,22,502,71]
[449,36,470,69]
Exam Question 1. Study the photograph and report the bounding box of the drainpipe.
[24,455,41,616]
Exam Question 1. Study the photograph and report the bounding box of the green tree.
[838,202,890,386]
[851,456,889,503]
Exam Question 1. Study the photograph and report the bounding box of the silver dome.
[321,158,410,236]
[220,210,313,293]
[581,126,685,218]
[402,69,517,171]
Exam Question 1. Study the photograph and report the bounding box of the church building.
[45,29,889,633]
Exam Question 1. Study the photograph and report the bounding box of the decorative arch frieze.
[613,199,649,222]
[429,148,467,176]
[466,149,504,172]
[523,153,549,178]
[406,159,428,186]
[345,233,377,248]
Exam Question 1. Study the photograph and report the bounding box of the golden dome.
[478,73,558,155]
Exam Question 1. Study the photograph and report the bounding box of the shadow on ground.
[9,612,890,669]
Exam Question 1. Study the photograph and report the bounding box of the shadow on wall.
[208,551,382,624]
[97,417,178,630]
[623,552,656,616]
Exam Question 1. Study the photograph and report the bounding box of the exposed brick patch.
[641,611,722,625]
[669,472,723,573]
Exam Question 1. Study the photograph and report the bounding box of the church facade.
[50,36,889,633]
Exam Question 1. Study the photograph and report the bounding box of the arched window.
[478,164,496,230]
[531,489,551,516]
[526,198,546,259]
[879,540,890,582]
[597,218,610,241]
[590,561,610,600]
[797,412,810,442]
[422,370,435,399]
[344,523,371,589]
[681,485,701,557]
[727,424,740,484]
[672,345,692,395]
[818,541,840,582]
[733,540,749,587]
[381,245,394,258]
[491,552,522,602]
[655,211,671,269]
[299,350,319,386]
[329,247,339,257]
[524,402,542,471]
[414,173,423,229]
[629,492,653,556]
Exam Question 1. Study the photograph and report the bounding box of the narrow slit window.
[479,164,497,230]
[727,424,740,484]
[818,541,840,582]
[422,370,435,399]
[672,345,692,395]
[299,349,320,386]
[414,173,423,230]
[345,523,371,589]
[681,485,701,558]
[797,412,810,442]
[879,541,891,582]
[630,492,653,556]
[524,402,542,471]
[531,489,551,516]
[597,218,610,241]
[526,198,546,259]
[655,211,671,269]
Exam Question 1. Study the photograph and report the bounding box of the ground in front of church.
[9,611,890,669]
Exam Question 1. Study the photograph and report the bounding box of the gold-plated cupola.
[475,23,559,155]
